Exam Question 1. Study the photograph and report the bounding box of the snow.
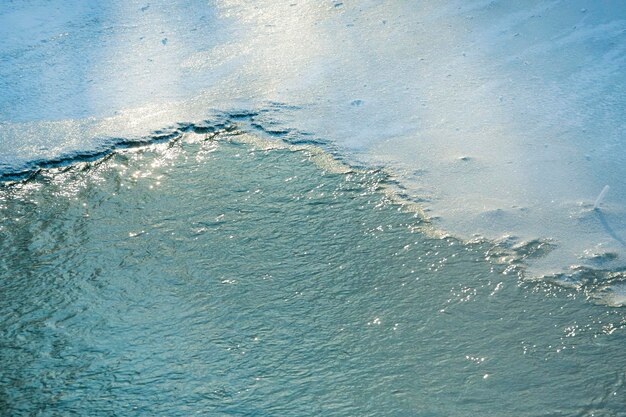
[1,0,625,277]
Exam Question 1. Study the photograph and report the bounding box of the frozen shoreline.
[1,0,626,277]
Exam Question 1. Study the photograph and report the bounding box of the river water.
[1,131,625,416]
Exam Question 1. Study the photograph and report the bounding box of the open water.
[1,129,625,416]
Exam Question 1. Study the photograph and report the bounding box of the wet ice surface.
[1,0,626,276]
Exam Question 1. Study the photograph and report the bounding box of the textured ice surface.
[1,0,626,276]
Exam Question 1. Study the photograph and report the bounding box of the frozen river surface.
[2,0,626,278]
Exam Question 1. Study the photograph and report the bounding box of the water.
[1,131,625,416]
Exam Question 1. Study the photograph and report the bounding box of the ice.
[601,283,626,308]
[594,185,610,210]
[1,0,626,277]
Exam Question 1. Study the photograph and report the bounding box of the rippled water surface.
[1,132,625,416]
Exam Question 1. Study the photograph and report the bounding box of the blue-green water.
[1,131,625,416]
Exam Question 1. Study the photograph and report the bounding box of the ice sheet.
[1,0,625,276]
